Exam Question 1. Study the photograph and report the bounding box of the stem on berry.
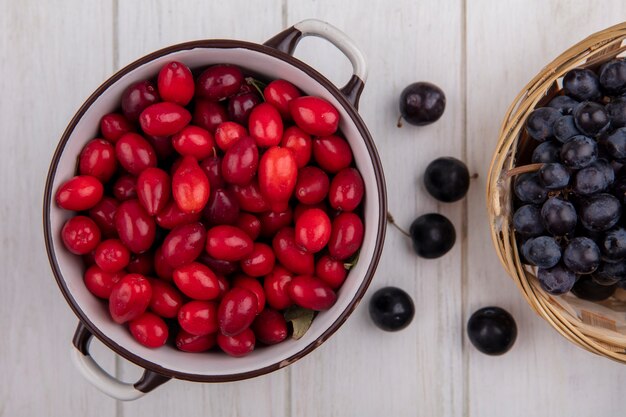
[386,212,411,238]
[505,163,544,179]
[396,115,403,128]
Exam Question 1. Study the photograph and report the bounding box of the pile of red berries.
[56,61,365,357]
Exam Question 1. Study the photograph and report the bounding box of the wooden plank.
[115,1,287,416]
[0,0,117,416]
[286,1,465,416]
[466,1,626,416]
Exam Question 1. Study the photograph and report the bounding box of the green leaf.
[343,251,360,270]
[284,306,315,340]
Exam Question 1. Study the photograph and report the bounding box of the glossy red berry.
[129,312,169,348]
[114,199,156,254]
[206,225,254,261]
[203,188,240,226]
[236,213,261,240]
[155,200,202,229]
[315,255,347,289]
[222,136,259,186]
[136,167,171,216]
[272,227,314,275]
[252,309,288,345]
[289,96,339,136]
[295,166,330,205]
[233,275,266,312]
[258,209,293,239]
[94,239,130,272]
[215,121,247,151]
[176,329,216,352]
[83,265,123,299]
[109,273,153,323]
[88,197,119,237]
[264,266,293,310]
[149,279,183,318]
[115,133,158,175]
[112,175,137,201]
[264,79,300,118]
[178,300,219,336]
[293,202,328,223]
[154,246,175,280]
[193,100,228,133]
[173,262,220,300]
[217,328,255,357]
[258,146,298,212]
[161,222,207,268]
[228,91,262,125]
[157,61,195,106]
[121,80,160,121]
[100,113,134,143]
[56,175,104,211]
[61,216,101,255]
[139,102,191,136]
[172,126,215,159]
[218,287,258,336]
[79,139,117,182]
[281,126,311,168]
[312,135,353,173]
[200,156,225,189]
[288,275,337,311]
[249,103,284,147]
[196,65,244,101]
[328,212,364,261]
[172,156,210,214]
[295,208,331,253]
[329,168,364,211]
[230,180,270,212]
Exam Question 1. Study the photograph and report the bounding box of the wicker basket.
[487,22,626,363]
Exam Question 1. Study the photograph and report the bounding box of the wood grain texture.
[466,1,626,416]
[115,2,288,417]
[3,0,626,416]
[286,1,465,416]
[0,1,117,416]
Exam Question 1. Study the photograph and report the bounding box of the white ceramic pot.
[43,19,386,400]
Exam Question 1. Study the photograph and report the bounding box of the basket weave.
[487,22,626,363]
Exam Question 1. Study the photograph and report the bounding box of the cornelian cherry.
[230,180,270,212]
[157,61,194,106]
[121,80,160,121]
[149,279,183,318]
[94,239,130,272]
[178,300,219,336]
[176,329,216,352]
[288,275,337,311]
[221,136,259,186]
[249,103,283,147]
[172,126,215,159]
[109,273,152,323]
[161,222,207,268]
[172,156,210,214]
[280,126,311,168]
[315,255,347,289]
[236,213,261,240]
[258,146,297,212]
[139,102,191,136]
[83,265,123,299]
[217,328,255,357]
[112,175,137,201]
[155,200,202,229]
[136,167,171,216]
[264,266,293,310]
[329,168,364,211]
[295,208,331,253]
[252,309,288,345]
[206,225,254,261]
[193,100,228,133]
[258,209,293,238]
[312,135,353,173]
[62,216,101,255]
[233,275,266,312]
[328,212,364,261]
[200,156,225,189]
[264,79,300,118]
[56,175,103,211]
[289,96,339,136]
[215,121,247,151]
[129,312,169,348]
[218,287,258,336]
[79,139,117,182]
[196,65,243,101]
[114,200,156,253]
[272,227,314,275]
[88,197,119,237]
[100,113,134,142]
[295,166,330,205]
[173,262,220,300]
[115,133,157,175]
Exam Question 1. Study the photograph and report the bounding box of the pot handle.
[71,322,171,401]
[264,19,368,109]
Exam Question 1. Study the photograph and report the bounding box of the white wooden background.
[2,0,626,416]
